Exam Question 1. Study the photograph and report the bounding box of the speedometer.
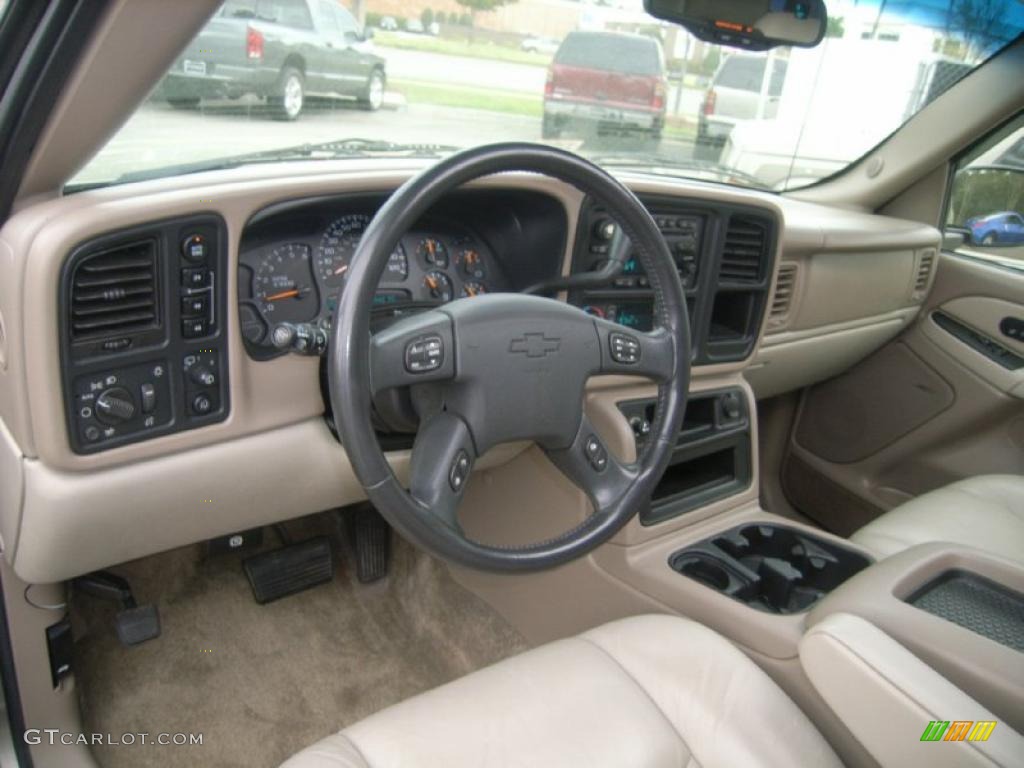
[253,243,317,324]
[317,214,366,288]
[318,214,409,288]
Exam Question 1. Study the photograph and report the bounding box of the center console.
[619,387,753,525]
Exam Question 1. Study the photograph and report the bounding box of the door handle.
[1000,316,1024,341]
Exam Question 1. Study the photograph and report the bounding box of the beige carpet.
[72,510,528,768]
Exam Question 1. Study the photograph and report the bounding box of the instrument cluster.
[238,212,503,355]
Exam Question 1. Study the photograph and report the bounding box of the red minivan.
[543,31,667,139]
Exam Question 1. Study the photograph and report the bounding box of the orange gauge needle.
[425,276,439,290]
[427,240,436,258]
[264,288,301,302]
[465,285,478,297]
[333,264,349,276]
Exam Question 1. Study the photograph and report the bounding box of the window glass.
[553,32,662,77]
[70,1,1024,193]
[222,0,312,29]
[947,115,1024,260]
[715,56,766,92]
[334,5,359,37]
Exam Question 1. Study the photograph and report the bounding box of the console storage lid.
[801,613,1024,768]
[807,543,1024,734]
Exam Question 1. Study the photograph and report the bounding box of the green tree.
[825,16,845,38]
[422,7,434,27]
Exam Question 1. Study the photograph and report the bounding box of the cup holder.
[677,556,732,591]
[669,524,872,614]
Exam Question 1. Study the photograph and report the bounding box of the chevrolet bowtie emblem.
[509,333,561,358]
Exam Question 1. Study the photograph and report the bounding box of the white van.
[696,51,788,159]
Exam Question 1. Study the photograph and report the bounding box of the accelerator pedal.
[243,536,333,604]
[351,504,391,583]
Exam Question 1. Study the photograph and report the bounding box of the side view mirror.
[643,0,827,51]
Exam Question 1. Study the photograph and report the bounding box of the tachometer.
[253,243,317,324]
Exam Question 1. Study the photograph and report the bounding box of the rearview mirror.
[643,0,827,51]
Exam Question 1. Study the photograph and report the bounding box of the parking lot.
[75,45,702,186]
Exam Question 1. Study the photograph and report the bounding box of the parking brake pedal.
[73,571,161,646]
[350,504,391,583]
[243,536,333,604]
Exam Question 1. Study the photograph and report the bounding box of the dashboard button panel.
[60,214,230,454]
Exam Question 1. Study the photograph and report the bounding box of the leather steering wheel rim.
[329,143,690,573]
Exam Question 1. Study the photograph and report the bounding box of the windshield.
[72,0,1024,192]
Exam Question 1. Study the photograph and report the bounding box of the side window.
[946,114,1024,257]
[317,0,342,37]
[275,0,313,29]
[334,5,360,39]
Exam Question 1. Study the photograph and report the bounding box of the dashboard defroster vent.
[770,263,798,323]
[70,239,158,339]
[720,216,768,283]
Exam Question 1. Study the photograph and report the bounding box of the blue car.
[966,211,1024,245]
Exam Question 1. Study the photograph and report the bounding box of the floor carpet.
[72,509,529,768]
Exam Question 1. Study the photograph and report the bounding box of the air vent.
[770,263,798,321]
[70,240,158,339]
[720,216,768,283]
[914,249,936,293]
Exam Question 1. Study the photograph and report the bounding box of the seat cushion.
[281,614,841,768]
[850,474,1024,564]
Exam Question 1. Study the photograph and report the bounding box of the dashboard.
[0,162,943,585]
[236,191,565,359]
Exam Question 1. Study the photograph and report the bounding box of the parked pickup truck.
[160,0,386,120]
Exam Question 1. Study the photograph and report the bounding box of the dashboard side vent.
[914,249,936,294]
[70,239,158,339]
[770,263,798,322]
[720,216,768,283]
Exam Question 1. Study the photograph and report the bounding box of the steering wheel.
[329,143,690,573]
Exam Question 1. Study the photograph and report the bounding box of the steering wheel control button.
[405,334,444,373]
[449,450,472,491]
[609,332,641,364]
[584,434,609,472]
[181,234,208,263]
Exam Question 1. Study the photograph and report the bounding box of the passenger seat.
[850,475,1024,564]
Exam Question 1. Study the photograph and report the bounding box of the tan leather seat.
[850,475,1024,564]
[282,614,841,768]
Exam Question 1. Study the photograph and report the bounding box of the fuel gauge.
[423,270,453,302]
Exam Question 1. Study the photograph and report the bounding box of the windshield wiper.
[88,138,460,188]
[592,153,766,189]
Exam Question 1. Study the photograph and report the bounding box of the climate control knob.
[95,387,137,425]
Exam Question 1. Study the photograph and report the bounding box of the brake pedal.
[74,571,161,646]
[351,505,391,583]
[243,536,333,604]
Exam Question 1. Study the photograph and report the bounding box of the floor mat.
[72,511,529,768]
